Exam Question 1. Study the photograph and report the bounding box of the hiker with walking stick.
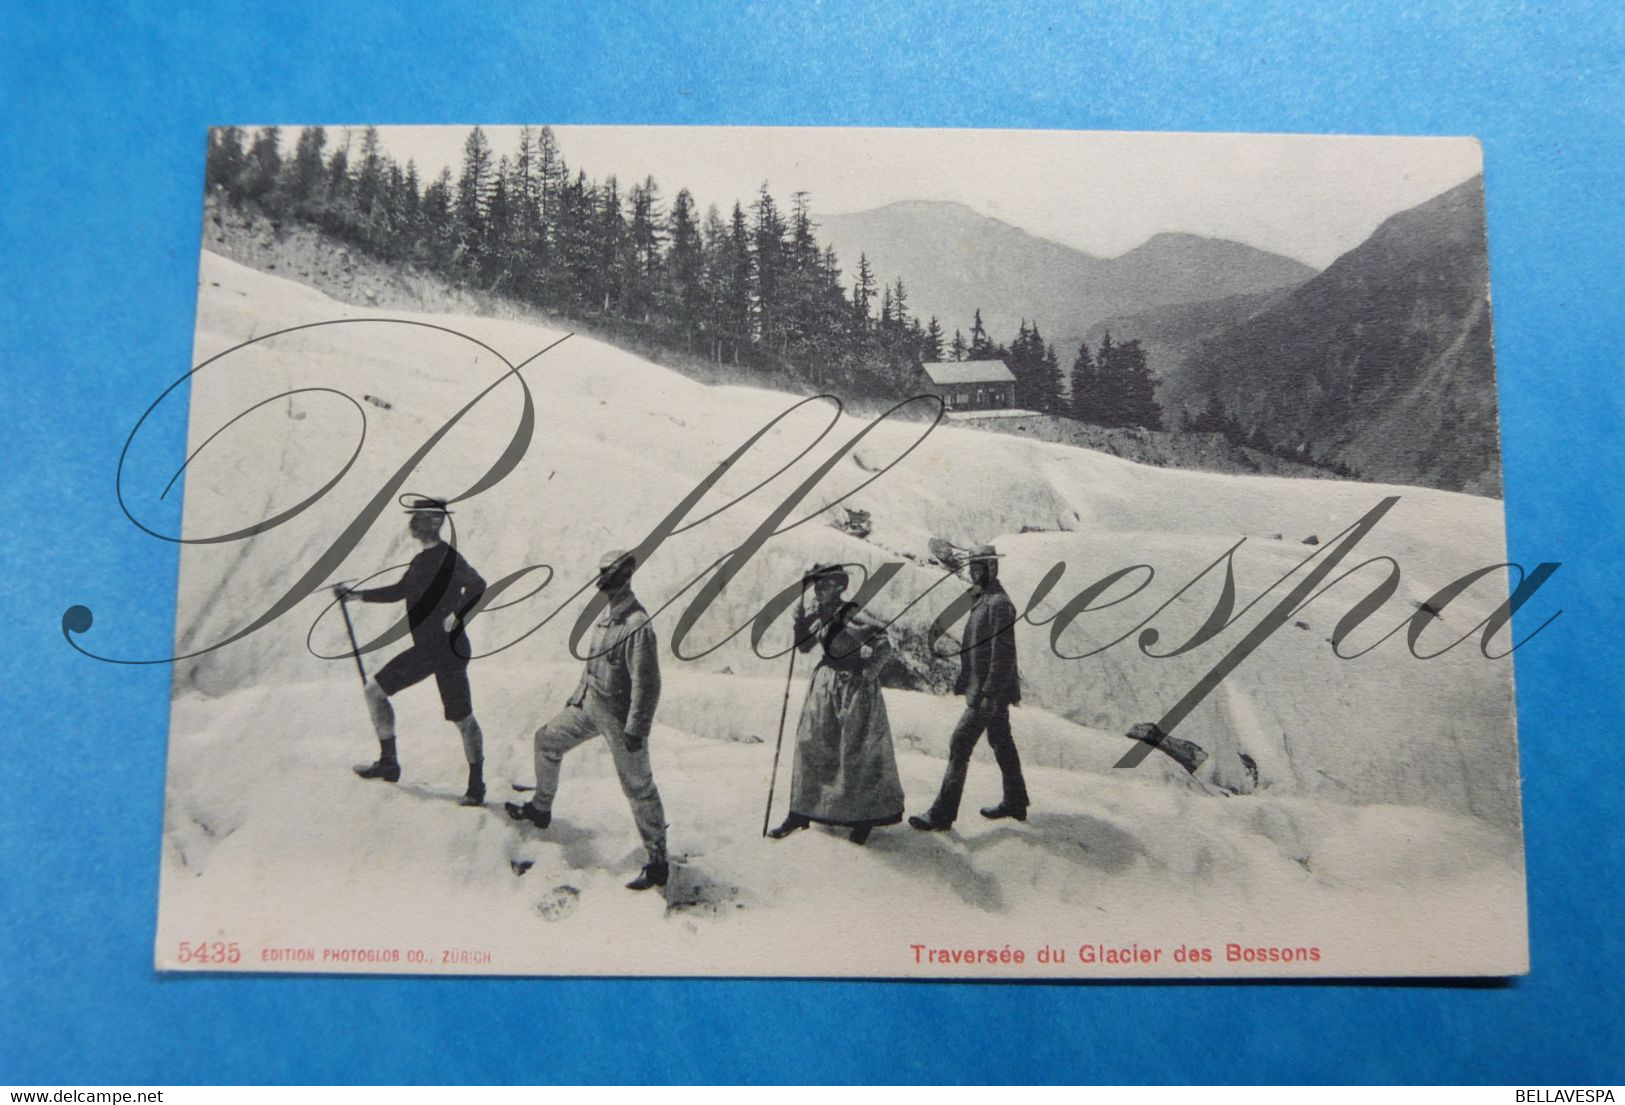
[766,563,904,846]
[331,495,489,807]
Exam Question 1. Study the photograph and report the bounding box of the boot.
[849,825,872,846]
[626,860,669,891]
[353,738,400,783]
[908,812,952,832]
[979,802,1027,822]
[504,800,550,829]
[460,760,485,807]
[767,813,810,839]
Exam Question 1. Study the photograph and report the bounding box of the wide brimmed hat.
[400,494,453,514]
[964,544,1004,562]
[804,562,851,587]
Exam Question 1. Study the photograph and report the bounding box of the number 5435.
[178,940,241,965]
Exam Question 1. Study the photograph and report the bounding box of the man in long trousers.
[506,550,670,892]
[909,544,1031,831]
[333,496,489,806]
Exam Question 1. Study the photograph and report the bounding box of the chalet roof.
[921,360,1016,385]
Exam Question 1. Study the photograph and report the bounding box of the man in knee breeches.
[337,496,489,807]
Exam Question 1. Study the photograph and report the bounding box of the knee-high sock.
[457,716,484,765]
[365,682,396,743]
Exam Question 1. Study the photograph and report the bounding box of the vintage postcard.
[143,125,1531,977]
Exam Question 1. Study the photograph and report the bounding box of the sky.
[322,125,1481,269]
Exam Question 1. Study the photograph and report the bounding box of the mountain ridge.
[823,202,1314,265]
[1163,174,1500,495]
[817,199,1317,348]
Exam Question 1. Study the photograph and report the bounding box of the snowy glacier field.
[149,254,1527,977]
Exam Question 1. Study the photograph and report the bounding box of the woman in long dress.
[768,564,905,845]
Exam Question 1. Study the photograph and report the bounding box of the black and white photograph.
[149,125,1527,977]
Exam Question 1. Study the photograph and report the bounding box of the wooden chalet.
[919,360,1018,412]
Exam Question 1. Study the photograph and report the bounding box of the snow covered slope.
[154,254,1527,977]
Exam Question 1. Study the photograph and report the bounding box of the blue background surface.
[2,1,1621,1085]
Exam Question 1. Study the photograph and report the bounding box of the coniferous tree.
[1070,340,1097,421]
[906,316,926,364]
[549,170,591,308]
[851,253,876,331]
[206,127,247,193]
[967,309,1001,362]
[891,278,910,332]
[323,133,354,234]
[1041,342,1063,416]
[207,125,1159,412]
[240,127,281,200]
[626,176,663,320]
[376,159,410,260]
[779,192,825,354]
[789,192,819,266]
[593,175,628,313]
[401,160,422,229]
[1005,320,1061,412]
[286,126,328,214]
[923,316,945,361]
[1116,338,1161,428]
[508,127,542,296]
[504,153,539,286]
[1081,333,1162,429]
[751,185,787,351]
[484,161,513,288]
[511,127,537,222]
[807,244,853,378]
[533,127,566,287]
[454,126,495,275]
[421,165,454,266]
[698,204,729,360]
[1007,320,1035,405]
[1093,332,1121,424]
[355,127,384,219]
[724,202,753,361]
[664,188,704,347]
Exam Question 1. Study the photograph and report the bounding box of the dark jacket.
[359,542,486,659]
[952,580,1021,707]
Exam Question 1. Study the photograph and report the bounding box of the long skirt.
[788,664,905,827]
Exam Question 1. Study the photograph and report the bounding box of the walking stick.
[761,596,803,837]
[335,585,369,687]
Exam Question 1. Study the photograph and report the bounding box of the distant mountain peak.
[818,201,1317,344]
[861,198,982,214]
[1109,230,1318,270]
[1135,230,1209,246]
[824,198,1032,235]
